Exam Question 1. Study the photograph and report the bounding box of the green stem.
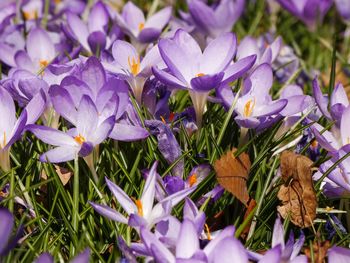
[73,157,80,236]
[9,168,15,213]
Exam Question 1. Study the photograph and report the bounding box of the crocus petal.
[4,111,27,149]
[39,146,78,163]
[176,219,200,259]
[140,226,175,263]
[49,85,78,125]
[341,106,350,146]
[328,246,350,262]
[105,177,137,215]
[312,78,331,119]
[272,216,285,248]
[67,12,90,52]
[138,28,161,43]
[200,33,236,74]
[211,237,248,263]
[0,87,17,134]
[0,43,16,67]
[34,253,53,263]
[91,116,115,144]
[26,125,77,147]
[78,141,93,157]
[258,245,282,263]
[234,116,260,128]
[237,36,260,61]
[152,66,187,89]
[14,50,34,71]
[141,162,158,219]
[111,40,138,72]
[128,213,148,228]
[71,248,90,263]
[0,208,14,255]
[291,232,305,259]
[290,256,308,263]
[188,0,215,35]
[60,76,93,107]
[24,89,46,125]
[88,2,109,33]
[76,95,99,138]
[27,27,55,62]
[109,123,149,141]
[190,72,224,92]
[221,55,257,86]
[87,31,106,55]
[89,201,128,224]
[244,63,273,95]
[144,6,172,30]
[122,1,145,34]
[80,56,106,97]
[255,99,288,117]
[310,123,339,152]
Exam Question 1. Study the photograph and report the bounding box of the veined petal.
[203,226,235,257]
[244,63,273,95]
[91,116,115,145]
[144,6,172,30]
[109,123,149,142]
[76,95,99,139]
[122,1,145,34]
[221,55,257,86]
[310,123,339,152]
[80,56,106,97]
[272,216,285,248]
[111,40,138,74]
[152,66,187,89]
[27,27,55,62]
[67,12,90,51]
[312,78,331,120]
[39,146,78,163]
[89,201,128,224]
[0,88,17,136]
[26,125,77,147]
[105,177,137,215]
[176,219,200,259]
[14,51,34,72]
[141,162,158,219]
[88,2,109,33]
[0,43,17,67]
[258,245,282,263]
[211,237,248,263]
[200,33,236,74]
[24,89,46,125]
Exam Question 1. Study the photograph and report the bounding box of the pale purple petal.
[191,73,224,91]
[105,177,137,215]
[76,95,98,139]
[34,253,53,263]
[88,2,109,33]
[27,27,55,62]
[67,12,90,51]
[39,146,78,163]
[14,50,34,71]
[89,201,128,224]
[341,106,350,146]
[26,125,76,147]
[272,216,284,248]
[109,123,149,141]
[71,248,90,263]
[111,40,138,73]
[259,245,282,263]
[91,116,115,145]
[176,219,199,259]
[152,66,187,89]
[310,123,339,152]
[328,246,350,263]
[0,43,16,67]
[312,78,331,119]
[244,63,273,95]
[211,237,248,263]
[24,89,46,125]
[80,56,106,97]
[122,2,145,33]
[145,7,172,30]
[221,55,257,86]
[141,162,158,219]
[203,226,235,257]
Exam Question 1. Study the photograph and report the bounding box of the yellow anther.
[160,116,166,124]
[138,22,145,31]
[196,73,205,77]
[23,10,38,20]
[54,0,61,4]
[243,98,256,117]
[127,56,140,76]
[1,131,6,149]
[188,173,197,187]
[204,224,211,240]
[39,60,49,68]
[325,206,334,212]
[74,134,86,145]
[311,139,318,148]
[132,197,144,217]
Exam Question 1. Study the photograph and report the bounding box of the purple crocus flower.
[0,87,45,171]
[102,40,162,104]
[186,0,245,38]
[115,2,172,48]
[27,94,115,163]
[277,0,332,30]
[13,27,56,74]
[249,216,306,262]
[89,162,195,229]
[66,1,117,54]
[153,29,254,127]
[313,78,349,126]
[137,220,248,262]
[218,63,287,129]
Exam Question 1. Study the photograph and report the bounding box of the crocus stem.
[9,168,15,213]
[238,127,249,148]
[84,153,98,183]
[73,157,80,236]
[0,149,11,172]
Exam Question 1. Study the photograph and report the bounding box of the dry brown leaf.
[55,165,72,186]
[304,240,330,263]
[214,148,251,206]
[277,151,317,228]
[241,199,257,239]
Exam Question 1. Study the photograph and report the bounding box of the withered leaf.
[41,165,72,186]
[277,151,317,228]
[214,148,251,206]
[304,240,330,263]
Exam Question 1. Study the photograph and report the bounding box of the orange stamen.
[138,23,145,31]
[243,98,256,117]
[311,139,318,149]
[188,173,197,187]
[74,134,86,145]
[204,224,212,240]
[132,197,143,216]
[127,56,140,76]
[23,10,38,20]
[160,116,166,124]
[196,73,205,77]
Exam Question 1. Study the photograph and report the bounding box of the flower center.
[39,60,49,68]
[23,10,38,20]
[132,198,144,217]
[243,98,256,117]
[138,22,145,31]
[127,56,140,76]
[310,139,318,149]
[196,73,205,77]
[54,0,61,4]
[74,134,86,145]
[188,173,197,187]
